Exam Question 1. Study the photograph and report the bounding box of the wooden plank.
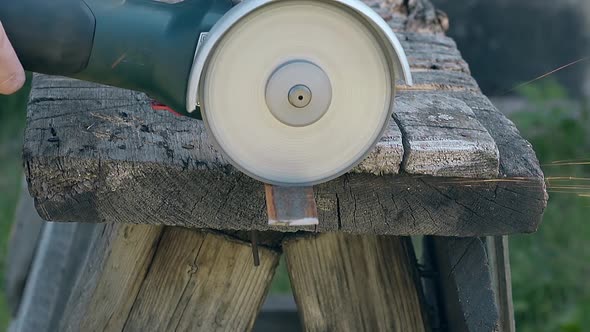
[23,75,545,236]
[10,222,95,332]
[487,236,516,332]
[122,228,279,331]
[429,236,500,332]
[5,178,44,316]
[395,92,499,178]
[60,223,163,332]
[284,233,428,331]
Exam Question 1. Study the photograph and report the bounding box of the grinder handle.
[0,0,96,75]
[0,0,233,117]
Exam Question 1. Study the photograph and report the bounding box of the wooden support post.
[123,228,280,331]
[429,236,500,332]
[486,236,516,332]
[59,225,280,332]
[59,223,164,332]
[284,233,428,332]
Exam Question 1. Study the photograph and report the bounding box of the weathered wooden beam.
[429,236,500,332]
[122,228,279,331]
[394,93,499,178]
[23,77,545,236]
[284,233,428,331]
[60,223,163,332]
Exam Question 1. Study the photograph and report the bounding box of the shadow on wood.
[428,236,500,332]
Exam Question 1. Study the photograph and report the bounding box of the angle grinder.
[0,0,411,187]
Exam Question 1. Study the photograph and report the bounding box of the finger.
[0,21,25,95]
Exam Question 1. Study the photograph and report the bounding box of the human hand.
[0,21,24,95]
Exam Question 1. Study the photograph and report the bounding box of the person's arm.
[0,21,24,95]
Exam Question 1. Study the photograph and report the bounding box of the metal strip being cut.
[265,185,318,226]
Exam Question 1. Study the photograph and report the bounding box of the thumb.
[0,21,25,95]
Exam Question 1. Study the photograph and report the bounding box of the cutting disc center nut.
[288,85,312,108]
[265,61,332,127]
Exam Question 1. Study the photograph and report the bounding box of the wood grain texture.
[5,179,44,316]
[487,236,516,332]
[284,233,428,332]
[430,236,500,332]
[123,228,279,332]
[60,223,163,332]
[395,92,499,178]
[22,76,545,236]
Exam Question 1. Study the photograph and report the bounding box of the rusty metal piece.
[265,184,318,226]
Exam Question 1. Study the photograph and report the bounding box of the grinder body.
[0,0,233,117]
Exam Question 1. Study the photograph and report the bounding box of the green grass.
[269,257,292,294]
[0,79,31,331]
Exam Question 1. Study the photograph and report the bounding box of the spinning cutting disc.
[190,0,411,186]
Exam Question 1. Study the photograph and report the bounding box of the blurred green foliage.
[0,76,31,331]
[509,79,590,332]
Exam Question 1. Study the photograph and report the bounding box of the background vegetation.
[509,80,590,332]
[0,78,588,331]
[0,78,31,331]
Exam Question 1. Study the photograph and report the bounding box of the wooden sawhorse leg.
[59,224,280,332]
[283,233,428,332]
[424,236,515,332]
